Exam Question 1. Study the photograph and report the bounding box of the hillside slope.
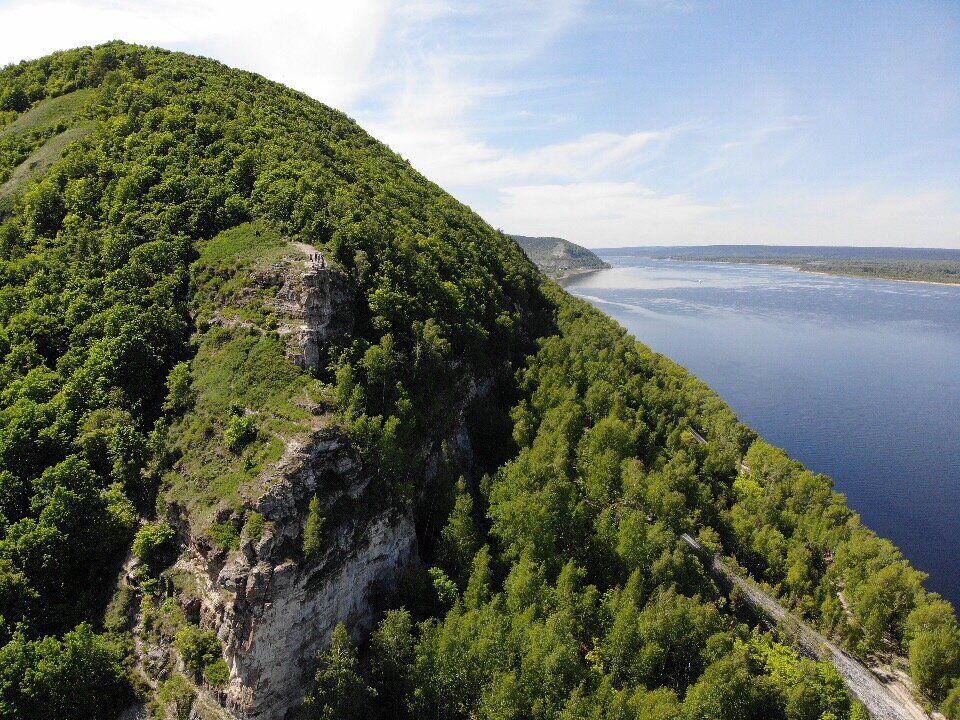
[0,43,958,720]
[511,234,610,279]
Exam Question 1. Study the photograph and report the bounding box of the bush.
[174,624,222,675]
[209,522,240,550]
[152,673,195,720]
[163,362,194,414]
[245,512,265,542]
[203,658,230,687]
[132,521,175,565]
[225,414,257,452]
[303,496,325,559]
[943,682,960,719]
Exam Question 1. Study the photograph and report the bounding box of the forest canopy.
[0,42,956,720]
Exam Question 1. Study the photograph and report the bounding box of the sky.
[1,1,959,248]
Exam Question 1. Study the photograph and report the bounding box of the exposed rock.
[275,265,355,371]
[159,248,506,719]
[170,430,417,720]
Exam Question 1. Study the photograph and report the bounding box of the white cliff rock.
[173,431,417,720]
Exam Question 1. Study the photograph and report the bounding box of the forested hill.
[511,234,611,278]
[0,43,958,720]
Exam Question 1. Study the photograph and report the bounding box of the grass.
[163,222,335,535]
[191,221,305,327]
[0,124,95,204]
[0,88,96,139]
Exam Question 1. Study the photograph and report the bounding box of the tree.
[440,478,480,585]
[910,628,960,701]
[0,624,132,720]
[304,623,374,720]
[682,650,782,720]
[132,521,175,567]
[370,609,414,717]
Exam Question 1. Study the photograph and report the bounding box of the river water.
[564,255,960,607]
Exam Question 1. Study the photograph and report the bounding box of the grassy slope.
[0,124,95,203]
[164,222,331,531]
[0,87,95,138]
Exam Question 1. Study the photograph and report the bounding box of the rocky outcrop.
[158,251,505,719]
[171,430,417,720]
[275,263,355,371]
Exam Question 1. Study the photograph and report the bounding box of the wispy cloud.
[0,0,392,108]
[488,182,960,248]
[1,1,958,248]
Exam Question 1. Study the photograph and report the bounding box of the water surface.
[565,256,960,606]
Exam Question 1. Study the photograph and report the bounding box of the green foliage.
[245,511,265,542]
[132,520,175,565]
[209,521,240,551]
[943,682,960,720]
[304,623,375,720]
[370,609,415,717]
[303,495,325,559]
[225,413,257,452]
[0,624,132,720]
[439,478,481,584]
[203,658,230,688]
[163,362,193,414]
[0,41,955,720]
[152,673,196,720]
[174,623,223,679]
[909,627,960,701]
[429,566,460,609]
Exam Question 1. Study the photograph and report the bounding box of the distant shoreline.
[627,256,960,287]
[554,266,609,284]
[708,259,960,287]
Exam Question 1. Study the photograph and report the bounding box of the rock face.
[173,430,417,720]
[162,254,498,719]
[275,263,355,371]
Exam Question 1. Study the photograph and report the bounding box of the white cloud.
[485,182,960,248]
[375,123,682,188]
[486,182,726,246]
[0,0,390,108]
[2,1,957,249]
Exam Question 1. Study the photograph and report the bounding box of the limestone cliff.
[171,429,416,720]
[274,259,355,372]
[139,248,494,719]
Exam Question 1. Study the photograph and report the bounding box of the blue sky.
[1,0,958,247]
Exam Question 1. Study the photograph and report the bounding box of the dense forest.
[0,43,958,719]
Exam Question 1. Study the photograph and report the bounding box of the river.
[564,255,960,607]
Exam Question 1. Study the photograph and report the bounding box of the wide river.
[565,255,960,607]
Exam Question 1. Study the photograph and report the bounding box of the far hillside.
[511,234,610,279]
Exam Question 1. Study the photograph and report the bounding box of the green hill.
[511,233,611,278]
[0,43,957,720]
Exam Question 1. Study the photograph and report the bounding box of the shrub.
[203,659,230,687]
[163,362,194,414]
[245,512,265,542]
[209,522,240,550]
[174,624,221,675]
[132,521,175,566]
[225,414,257,452]
[303,496,325,559]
